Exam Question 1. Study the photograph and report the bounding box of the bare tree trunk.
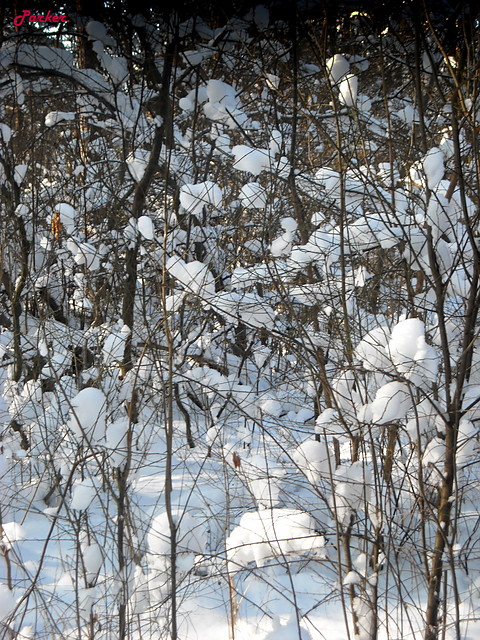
[122,39,176,371]
[424,85,480,639]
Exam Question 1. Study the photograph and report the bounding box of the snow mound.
[148,510,207,573]
[232,145,270,175]
[332,462,371,526]
[423,147,445,189]
[245,454,284,507]
[66,239,101,271]
[0,583,16,621]
[339,74,358,107]
[85,20,115,47]
[105,419,130,468]
[326,54,349,84]
[68,387,107,442]
[293,439,330,484]
[45,111,75,127]
[166,257,215,297]
[1,522,26,550]
[355,326,392,372]
[388,318,425,372]
[202,79,247,128]
[127,150,150,182]
[271,218,297,257]
[71,477,99,511]
[226,508,324,572]
[82,543,103,584]
[370,381,412,424]
[180,180,223,214]
[102,324,130,364]
[281,217,297,232]
[264,618,312,639]
[205,79,238,105]
[239,182,267,209]
[137,215,154,240]
[55,202,76,234]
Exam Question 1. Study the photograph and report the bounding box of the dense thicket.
[0,2,479,640]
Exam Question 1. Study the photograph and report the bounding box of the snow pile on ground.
[226,508,325,571]
[148,509,207,573]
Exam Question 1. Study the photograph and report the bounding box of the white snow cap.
[456,418,477,465]
[45,111,75,127]
[246,453,284,507]
[182,49,205,66]
[326,54,350,84]
[205,79,238,105]
[68,387,107,442]
[202,79,248,128]
[264,617,312,640]
[232,145,270,175]
[71,477,99,511]
[180,180,223,214]
[66,239,101,271]
[339,74,358,107]
[265,74,280,90]
[270,218,297,257]
[0,584,16,621]
[239,182,267,209]
[14,165,27,185]
[332,462,371,525]
[55,203,76,234]
[166,256,215,297]
[102,323,130,363]
[105,419,130,468]
[293,439,330,484]
[85,20,115,47]
[127,150,150,182]
[423,147,445,189]
[96,49,128,84]
[1,522,26,550]
[179,85,208,112]
[280,217,297,232]
[270,232,293,257]
[388,318,425,373]
[355,326,392,372]
[0,123,12,144]
[82,543,103,583]
[370,381,412,424]
[253,5,269,30]
[137,215,154,240]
